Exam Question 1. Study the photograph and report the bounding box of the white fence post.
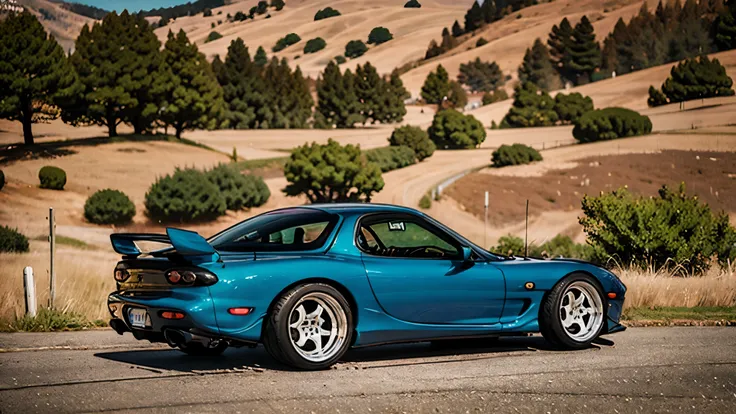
[23,266,37,317]
[49,207,56,309]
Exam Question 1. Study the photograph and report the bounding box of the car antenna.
[524,199,529,260]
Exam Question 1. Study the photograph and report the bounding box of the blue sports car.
[108,204,626,370]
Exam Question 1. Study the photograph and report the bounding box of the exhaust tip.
[109,319,128,335]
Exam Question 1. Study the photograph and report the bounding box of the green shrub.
[273,33,301,52]
[660,56,735,103]
[419,193,431,209]
[491,143,542,167]
[368,27,393,45]
[38,166,66,190]
[580,183,736,273]
[491,234,595,261]
[647,85,668,107]
[314,7,341,20]
[205,31,223,43]
[0,225,29,253]
[428,109,486,149]
[334,55,346,64]
[476,37,488,47]
[404,0,421,7]
[502,82,558,128]
[304,37,327,54]
[364,146,417,172]
[84,189,136,225]
[389,125,436,161]
[145,168,226,223]
[206,164,270,210]
[481,89,508,105]
[554,92,594,124]
[572,107,652,143]
[0,169,4,191]
[345,40,367,58]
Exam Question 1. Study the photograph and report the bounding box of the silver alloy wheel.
[559,281,604,343]
[288,292,348,363]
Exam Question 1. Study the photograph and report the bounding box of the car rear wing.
[110,228,217,258]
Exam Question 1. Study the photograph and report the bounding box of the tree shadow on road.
[94,335,610,373]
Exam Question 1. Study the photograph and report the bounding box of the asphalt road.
[0,328,735,413]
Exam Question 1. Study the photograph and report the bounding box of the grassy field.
[623,306,736,323]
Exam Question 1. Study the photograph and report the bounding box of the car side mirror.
[461,246,472,262]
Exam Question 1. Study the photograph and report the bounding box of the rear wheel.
[540,274,605,349]
[178,341,228,356]
[263,283,353,370]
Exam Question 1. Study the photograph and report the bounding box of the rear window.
[208,208,339,252]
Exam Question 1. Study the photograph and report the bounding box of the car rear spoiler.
[110,228,217,258]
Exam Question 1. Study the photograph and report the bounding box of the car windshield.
[208,208,339,252]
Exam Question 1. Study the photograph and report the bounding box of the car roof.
[301,203,421,216]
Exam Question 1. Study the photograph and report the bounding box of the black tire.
[263,283,353,370]
[539,273,606,350]
[178,341,228,356]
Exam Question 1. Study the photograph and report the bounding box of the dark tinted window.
[209,208,339,252]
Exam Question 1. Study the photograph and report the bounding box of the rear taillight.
[114,269,130,282]
[164,268,218,286]
[160,311,185,320]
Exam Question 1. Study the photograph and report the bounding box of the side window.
[361,218,460,259]
[267,222,330,246]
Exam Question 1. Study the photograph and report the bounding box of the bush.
[490,234,594,261]
[572,107,652,143]
[314,7,341,20]
[419,194,431,209]
[491,143,542,167]
[304,37,326,54]
[206,164,270,210]
[647,85,668,107]
[38,166,66,190]
[334,55,346,64]
[84,189,136,225]
[554,92,594,124]
[660,56,735,103]
[580,184,736,273]
[448,80,467,108]
[0,225,29,253]
[404,0,422,7]
[205,31,223,43]
[482,89,508,105]
[476,37,488,47]
[283,139,384,203]
[502,82,558,128]
[458,58,505,93]
[364,146,417,172]
[273,33,301,52]
[0,169,4,191]
[428,109,486,149]
[203,8,212,17]
[368,27,393,45]
[145,168,226,223]
[345,40,368,58]
[389,125,436,161]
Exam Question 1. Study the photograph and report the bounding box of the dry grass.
[0,244,117,322]
[2,241,734,324]
[616,264,736,310]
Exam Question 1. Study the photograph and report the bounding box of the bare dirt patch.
[444,150,736,225]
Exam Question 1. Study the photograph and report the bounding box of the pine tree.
[421,65,451,105]
[64,12,164,137]
[547,17,574,83]
[601,18,627,74]
[355,62,382,124]
[254,46,268,67]
[481,0,498,24]
[447,81,468,109]
[0,12,79,145]
[458,58,505,92]
[567,16,601,85]
[518,38,561,91]
[452,20,464,37]
[714,1,736,50]
[377,70,408,124]
[290,66,314,128]
[440,27,457,51]
[216,38,264,129]
[464,1,484,32]
[661,55,735,103]
[315,61,361,128]
[160,30,225,139]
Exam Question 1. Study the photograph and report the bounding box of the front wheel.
[540,274,605,349]
[263,283,353,370]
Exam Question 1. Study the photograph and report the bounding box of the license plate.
[128,308,148,328]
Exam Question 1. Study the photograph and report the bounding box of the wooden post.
[484,191,489,249]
